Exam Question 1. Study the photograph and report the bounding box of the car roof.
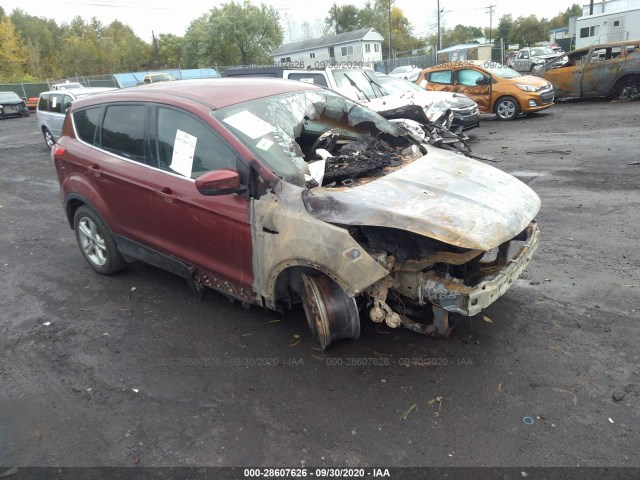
[40,87,116,97]
[71,78,323,110]
[567,40,639,53]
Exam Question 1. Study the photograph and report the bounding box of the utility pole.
[334,3,339,34]
[388,0,393,60]
[437,0,441,51]
[486,5,496,44]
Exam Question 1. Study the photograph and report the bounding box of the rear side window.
[74,107,103,145]
[156,107,238,179]
[38,94,49,111]
[49,94,65,113]
[429,70,453,84]
[287,73,329,87]
[100,105,146,162]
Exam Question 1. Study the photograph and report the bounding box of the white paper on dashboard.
[223,110,275,139]
[308,159,325,186]
[256,138,274,151]
[170,129,197,177]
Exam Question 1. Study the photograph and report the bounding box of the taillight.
[52,144,67,158]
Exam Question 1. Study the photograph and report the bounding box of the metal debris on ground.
[401,403,417,420]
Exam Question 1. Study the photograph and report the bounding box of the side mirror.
[476,76,490,85]
[195,169,246,196]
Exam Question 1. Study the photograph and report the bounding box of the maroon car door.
[145,106,254,296]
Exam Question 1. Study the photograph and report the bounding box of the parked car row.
[48,73,541,349]
[36,39,638,349]
[416,60,555,121]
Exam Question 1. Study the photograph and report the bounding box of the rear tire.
[73,206,126,275]
[611,74,640,98]
[43,128,54,149]
[494,96,520,121]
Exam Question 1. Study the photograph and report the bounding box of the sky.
[2,0,581,42]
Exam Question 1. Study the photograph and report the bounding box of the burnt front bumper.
[394,222,540,316]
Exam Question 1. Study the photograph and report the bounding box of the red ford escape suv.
[52,79,540,349]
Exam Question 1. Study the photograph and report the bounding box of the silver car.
[508,47,560,73]
[36,87,115,149]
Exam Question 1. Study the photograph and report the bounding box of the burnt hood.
[303,147,540,251]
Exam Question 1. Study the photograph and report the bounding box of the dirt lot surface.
[1,100,639,469]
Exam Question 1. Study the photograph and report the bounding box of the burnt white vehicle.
[54,79,540,349]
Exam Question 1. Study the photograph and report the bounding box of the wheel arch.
[268,261,360,311]
[610,73,640,97]
[63,192,110,231]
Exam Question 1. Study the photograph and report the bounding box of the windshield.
[484,65,522,79]
[212,89,403,186]
[331,70,386,101]
[0,92,21,102]
[530,47,555,56]
[379,76,423,94]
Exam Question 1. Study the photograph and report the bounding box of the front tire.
[494,96,520,121]
[73,206,125,275]
[300,273,360,350]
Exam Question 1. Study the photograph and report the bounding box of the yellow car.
[416,61,555,120]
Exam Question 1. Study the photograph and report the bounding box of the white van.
[36,87,115,148]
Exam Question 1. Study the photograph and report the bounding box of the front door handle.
[156,187,177,202]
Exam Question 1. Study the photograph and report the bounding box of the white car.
[389,65,422,82]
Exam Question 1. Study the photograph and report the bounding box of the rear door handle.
[156,187,177,202]
[89,164,101,178]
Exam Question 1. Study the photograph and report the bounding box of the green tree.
[0,17,30,81]
[210,1,282,65]
[446,24,483,46]
[508,15,547,47]
[494,13,513,46]
[182,15,210,68]
[548,3,583,29]
[101,21,151,72]
[10,9,63,78]
[158,34,184,68]
[326,4,360,34]
[184,1,282,67]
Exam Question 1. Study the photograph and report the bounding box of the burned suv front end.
[214,85,540,348]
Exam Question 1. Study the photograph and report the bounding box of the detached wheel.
[73,206,125,274]
[43,128,54,149]
[301,273,360,350]
[494,96,520,121]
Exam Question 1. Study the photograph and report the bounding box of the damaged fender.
[251,180,390,310]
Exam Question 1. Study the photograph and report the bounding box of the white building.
[270,28,384,66]
[576,0,640,48]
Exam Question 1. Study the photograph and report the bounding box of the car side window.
[156,107,238,179]
[38,94,49,111]
[100,105,146,162]
[62,95,73,113]
[429,70,453,84]
[457,69,485,87]
[49,94,64,113]
[73,107,103,145]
